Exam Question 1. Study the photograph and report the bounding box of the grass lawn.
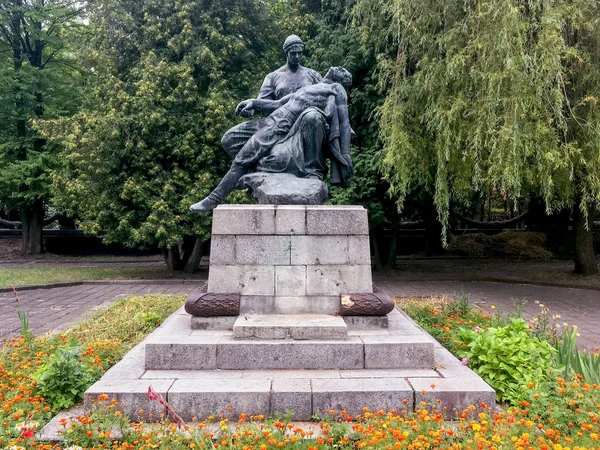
[0,266,177,287]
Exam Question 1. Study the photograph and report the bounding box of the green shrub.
[456,318,556,405]
[33,346,94,412]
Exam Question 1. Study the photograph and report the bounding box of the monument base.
[82,205,494,422]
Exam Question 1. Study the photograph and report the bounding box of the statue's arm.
[258,73,276,100]
[333,85,353,169]
[236,94,292,117]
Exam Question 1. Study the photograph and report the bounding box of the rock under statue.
[190,37,354,212]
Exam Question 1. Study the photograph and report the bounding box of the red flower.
[21,429,34,439]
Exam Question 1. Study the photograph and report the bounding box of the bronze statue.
[220,35,324,158]
[190,36,354,213]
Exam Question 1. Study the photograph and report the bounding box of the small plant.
[456,317,556,405]
[552,324,600,384]
[12,286,33,340]
[133,310,163,332]
[33,346,94,412]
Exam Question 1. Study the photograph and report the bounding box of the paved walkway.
[0,282,199,339]
[373,277,600,350]
[1,262,599,350]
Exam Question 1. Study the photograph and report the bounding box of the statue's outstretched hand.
[235,100,255,117]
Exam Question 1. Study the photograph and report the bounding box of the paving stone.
[312,378,413,416]
[239,296,340,314]
[272,378,312,420]
[232,314,347,340]
[306,206,369,235]
[142,370,244,379]
[85,379,173,421]
[208,265,275,295]
[291,236,349,265]
[211,205,276,235]
[275,205,307,235]
[235,235,291,265]
[362,335,435,369]
[306,265,373,295]
[167,378,271,421]
[339,369,439,378]
[275,266,307,296]
[241,369,341,379]
[217,336,364,370]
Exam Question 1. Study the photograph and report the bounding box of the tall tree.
[41,0,288,272]
[354,0,600,274]
[0,0,84,253]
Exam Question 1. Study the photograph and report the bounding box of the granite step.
[145,333,435,370]
[232,314,348,340]
[82,307,496,424]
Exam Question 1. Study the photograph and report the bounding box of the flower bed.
[3,294,600,449]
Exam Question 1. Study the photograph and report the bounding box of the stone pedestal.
[81,205,495,425]
[205,205,372,315]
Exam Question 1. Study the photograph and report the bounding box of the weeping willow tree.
[353,0,600,274]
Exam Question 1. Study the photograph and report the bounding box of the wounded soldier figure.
[190,67,353,213]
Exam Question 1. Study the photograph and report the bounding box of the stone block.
[275,266,306,296]
[387,309,428,335]
[306,265,372,295]
[208,265,274,295]
[240,296,340,314]
[272,378,312,420]
[312,378,413,416]
[217,336,364,369]
[362,335,435,369]
[142,370,244,379]
[348,235,371,264]
[210,235,236,264]
[291,236,349,265]
[343,315,389,329]
[241,369,341,379]
[212,205,275,235]
[233,314,347,340]
[235,235,290,265]
[85,379,173,421]
[275,205,307,235]
[410,377,496,415]
[340,369,439,378]
[306,206,368,235]
[191,316,237,330]
[168,378,271,421]
[145,336,220,370]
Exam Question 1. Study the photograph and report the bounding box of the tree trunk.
[385,231,397,269]
[370,232,383,271]
[163,245,184,275]
[20,200,45,254]
[573,203,598,275]
[183,238,204,273]
[422,197,444,255]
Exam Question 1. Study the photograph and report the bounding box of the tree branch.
[453,211,529,229]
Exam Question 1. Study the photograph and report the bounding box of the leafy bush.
[456,318,556,404]
[33,346,94,412]
[401,294,504,355]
